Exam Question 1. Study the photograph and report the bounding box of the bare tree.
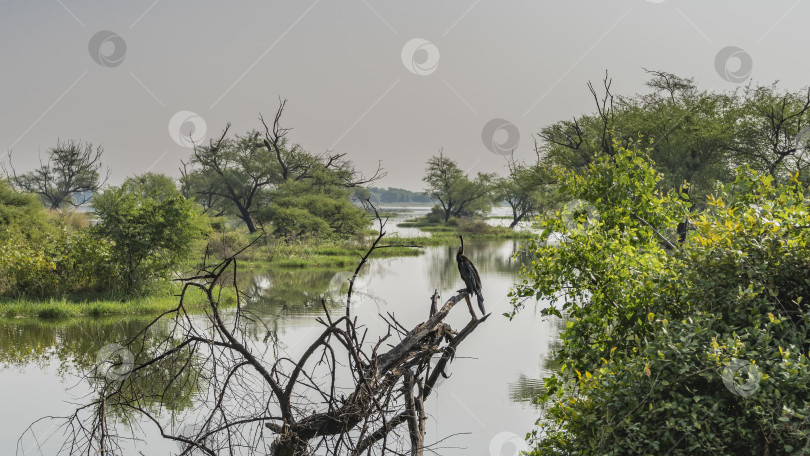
[536,71,617,171]
[5,140,107,209]
[735,84,810,180]
[259,98,385,188]
[588,71,617,157]
[25,206,487,455]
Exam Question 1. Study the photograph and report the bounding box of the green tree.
[122,172,180,201]
[512,144,810,455]
[181,127,279,233]
[496,156,559,228]
[621,71,739,206]
[93,174,207,294]
[7,140,106,209]
[260,166,370,239]
[540,71,739,207]
[735,83,810,182]
[422,150,494,222]
[182,101,382,233]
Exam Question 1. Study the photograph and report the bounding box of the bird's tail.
[476,292,485,315]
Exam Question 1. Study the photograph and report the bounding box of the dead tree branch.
[27,202,487,456]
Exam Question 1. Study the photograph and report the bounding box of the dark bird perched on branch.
[456,235,485,317]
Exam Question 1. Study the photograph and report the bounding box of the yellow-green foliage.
[0,226,111,298]
[515,145,810,455]
[0,179,55,242]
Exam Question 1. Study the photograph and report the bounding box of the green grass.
[231,223,533,269]
[0,287,238,320]
[239,241,422,269]
[390,231,534,246]
[408,225,456,233]
[394,217,535,242]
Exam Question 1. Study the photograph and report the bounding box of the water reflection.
[507,319,565,409]
[0,317,200,415]
[1,238,560,455]
[0,317,152,371]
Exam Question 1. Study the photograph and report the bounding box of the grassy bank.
[235,224,534,269]
[238,241,422,269]
[0,287,238,319]
[1,219,533,319]
[396,217,535,242]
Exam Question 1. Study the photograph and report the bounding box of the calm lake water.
[1,208,559,455]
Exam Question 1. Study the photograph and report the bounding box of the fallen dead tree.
[24,206,489,456]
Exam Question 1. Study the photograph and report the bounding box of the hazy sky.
[2,1,809,191]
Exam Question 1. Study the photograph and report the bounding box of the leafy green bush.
[0,179,55,242]
[0,181,111,297]
[206,229,251,260]
[513,144,810,455]
[262,178,369,240]
[456,218,491,234]
[267,204,333,239]
[93,175,208,294]
[0,228,110,298]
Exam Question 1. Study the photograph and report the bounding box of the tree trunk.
[271,434,310,456]
[237,205,256,233]
[509,210,524,229]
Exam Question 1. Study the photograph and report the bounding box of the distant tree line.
[367,186,434,204]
